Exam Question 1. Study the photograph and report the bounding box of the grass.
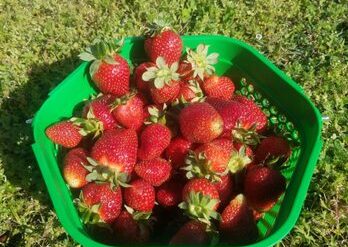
[0,0,347,246]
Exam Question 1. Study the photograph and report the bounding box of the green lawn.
[0,0,347,246]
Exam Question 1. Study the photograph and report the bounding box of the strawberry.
[144,28,182,65]
[180,44,219,82]
[179,178,220,225]
[134,62,155,94]
[135,158,172,186]
[142,57,181,104]
[124,179,156,212]
[219,194,258,244]
[169,220,210,245]
[183,138,233,181]
[79,39,130,96]
[46,121,83,148]
[203,75,235,100]
[244,166,286,211]
[165,137,192,170]
[77,182,122,224]
[63,148,89,188]
[111,92,145,130]
[177,80,204,103]
[81,95,117,132]
[213,174,234,210]
[207,96,267,145]
[89,129,137,185]
[156,178,184,207]
[254,136,291,164]
[179,102,224,143]
[138,123,171,160]
[113,210,150,244]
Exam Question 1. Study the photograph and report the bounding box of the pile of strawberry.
[45,27,291,245]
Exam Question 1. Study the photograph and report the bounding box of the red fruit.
[207,97,267,144]
[63,148,89,188]
[112,93,145,130]
[91,129,138,175]
[165,137,192,169]
[189,138,234,178]
[177,80,204,103]
[220,194,258,244]
[138,123,171,160]
[156,178,184,207]
[144,29,182,65]
[244,166,286,211]
[150,82,180,104]
[83,95,117,131]
[179,178,220,224]
[113,211,150,244]
[169,220,210,245]
[46,121,82,148]
[124,179,155,212]
[214,174,234,210]
[80,182,122,224]
[134,62,155,94]
[179,102,224,143]
[79,40,130,96]
[255,136,291,164]
[177,61,194,81]
[203,75,235,100]
[135,158,172,186]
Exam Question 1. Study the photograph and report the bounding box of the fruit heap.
[46,27,291,245]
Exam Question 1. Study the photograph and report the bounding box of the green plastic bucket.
[32,35,322,247]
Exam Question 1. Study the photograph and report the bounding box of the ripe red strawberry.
[169,220,210,245]
[177,80,204,103]
[138,123,171,160]
[46,121,83,148]
[113,210,150,244]
[111,93,145,130]
[63,148,89,188]
[142,57,181,104]
[213,174,234,210]
[179,44,219,82]
[219,194,258,244]
[144,29,182,65]
[82,95,117,131]
[179,178,220,224]
[255,136,291,164]
[78,182,122,224]
[244,166,286,211]
[179,102,224,143]
[135,158,172,186]
[124,179,155,212]
[79,40,130,96]
[165,137,192,170]
[156,178,184,207]
[203,75,235,100]
[184,138,233,181]
[150,82,180,104]
[90,128,138,176]
[134,62,155,94]
[207,97,267,144]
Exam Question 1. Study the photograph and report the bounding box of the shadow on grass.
[0,54,81,208]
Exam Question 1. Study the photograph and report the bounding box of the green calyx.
[187,80,205,102]
[84,157,131,189]
[142,57,179,89]
[182,151,225,183]
[228,145,252,173]
[124,205,152,222]
[178,191,220,226]
[144,17,173,37]
[110,90,137,110]
[71,116,104,139]
[144,104,167,125]
[74,193,101,225]
[232,123,261,146]
[186,44,219,80]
